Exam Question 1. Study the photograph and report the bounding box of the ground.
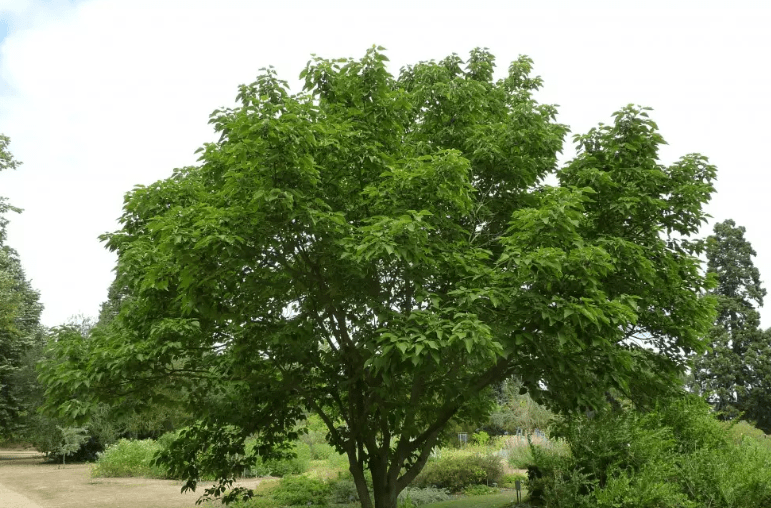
[0,449,265,508]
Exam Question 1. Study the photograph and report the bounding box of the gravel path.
[0,480,45,508]
[0,451,46,508]
[0,448,270,508]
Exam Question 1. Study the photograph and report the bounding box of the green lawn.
[426,490,527,508]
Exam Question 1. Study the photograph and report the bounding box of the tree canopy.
[39,47,718,508]
[693,219,771,432]
[0,134,44,438]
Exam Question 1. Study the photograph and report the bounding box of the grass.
[424,491,527,507]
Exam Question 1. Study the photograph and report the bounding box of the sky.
[0,0,769,327]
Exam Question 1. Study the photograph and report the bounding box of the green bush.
[500,472,526,489]
[329,477,360,504]
[471,431,490,446]
[229,497,279,508]
[529,395,771,508]
[271,475,331,506]
[398,486,452,506]
[91,438,169,478]
[506,442,533,469]
[245,440,310,477]
[413,453,502,492]
[308,442,336,460]
[463,484,498,496]
[679,439,771,508]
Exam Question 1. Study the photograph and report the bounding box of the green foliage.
[499,473,526,489]
[530,394,771,508]
[413,453,502,492]
[271,475,331,506]
[0,135,44,438]
[471,431,490,446]
[463,484,498,496]
[726,420,771,452]
[397,486,453,506]
[56,426,90,466]
[487,377,556,435]
[299,414,337,460]
[258,451,310,477]
[91,438,170,478]
[48,47,719,508]
[329,477,362,504]
[692,220,771,433]
[678,438,771,507]
[229,498,278,508]
[246,439,310,477]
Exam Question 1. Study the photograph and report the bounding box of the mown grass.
[424,492,525,508]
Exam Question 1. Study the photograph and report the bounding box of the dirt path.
[0,449,265,508]
[0,480,45,508]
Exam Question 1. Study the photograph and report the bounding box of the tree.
[55,425,89,466]
[486,377,556,435]
[40,48,717,508]
[692,220,771,432]
[37,319,191,453]
[0,135,44,439]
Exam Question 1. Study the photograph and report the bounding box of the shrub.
[471,431,490,446]
[308,442,336,460]
[91,438,169,478]
[299,414,339,461]
[329,477,360,504]
[530,394,771,508]
[463,484,498,496]
[413,453,502,492]
[505,440,533,469]
[500,472,526,489]
[229,497,279,508]
[398,486,452,506]
[245,440,310,477]
[679,438,771,508]
[271,475,331,506]
[156,430,179,451]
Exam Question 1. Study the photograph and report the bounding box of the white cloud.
[1,0,770,326]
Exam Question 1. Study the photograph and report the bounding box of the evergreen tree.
[693,219,771,432]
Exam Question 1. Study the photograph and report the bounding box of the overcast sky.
[0,0,769,327]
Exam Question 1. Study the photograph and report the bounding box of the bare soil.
[0,449,265,508]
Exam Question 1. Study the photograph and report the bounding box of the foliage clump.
[271,475,331,506]
[92,438,171,478]
[246,439,310,477]
[529,395,771,508]
[397,486,453,506]
[412,452,503,492]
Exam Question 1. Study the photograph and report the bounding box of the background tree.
[36,317,191,457]
[486,377,556,435]
[40,48,717,508]
[0,134,44,440]
[692,220,771,432]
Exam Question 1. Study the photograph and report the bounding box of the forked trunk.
[349,459,401,508]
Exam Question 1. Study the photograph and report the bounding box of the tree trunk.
[371,461,399,508]
[349,460,374,508]
[372,487,398,508]
[348,455,401,508]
